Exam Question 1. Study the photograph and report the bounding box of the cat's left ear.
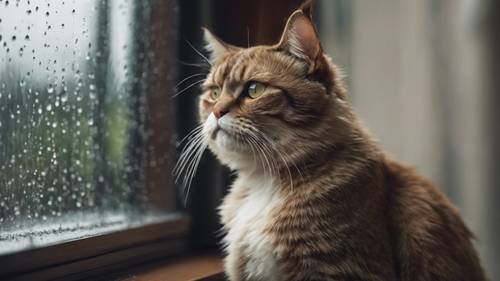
[202,27,238,63]
[276,8,323,73]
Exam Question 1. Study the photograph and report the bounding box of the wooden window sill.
[116,253,224,281]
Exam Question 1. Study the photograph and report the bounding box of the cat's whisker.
[243,136,260,170]
[176,73,208,88]
[176,135,206,205]
[172,79,206,98]
[174,127,204,174]
[173,133,204,181]
[177,124,204,146]
[252,128,295,190]
[175,59,211,69]
[185,39,213,67]
[183,141,207,205]
[245,130,277,182]
[174,138,201,183]
[246,26,250,48]
[245,133,272,183]
[173,126,206,185]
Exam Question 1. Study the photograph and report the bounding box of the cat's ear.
[277,9,322,72]
[202,27,237,63]
[299,0,314,20]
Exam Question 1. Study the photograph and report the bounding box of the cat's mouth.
[210,125,250,152]
[211,126,231,140]
[212,126,238,141]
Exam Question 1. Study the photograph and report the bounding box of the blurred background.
[318,1,498,278]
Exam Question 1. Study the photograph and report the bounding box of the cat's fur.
[196,6,487,281]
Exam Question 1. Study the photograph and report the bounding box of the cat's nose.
[213,108,229,119]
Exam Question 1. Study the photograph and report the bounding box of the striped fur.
[197,8,487,281]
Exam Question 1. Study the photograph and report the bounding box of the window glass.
[0,0,176,254]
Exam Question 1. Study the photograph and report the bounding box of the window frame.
[0,216,189,281]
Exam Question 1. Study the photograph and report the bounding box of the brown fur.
[196,7,487,281]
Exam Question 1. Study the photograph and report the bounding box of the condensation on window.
[0,0,177,254]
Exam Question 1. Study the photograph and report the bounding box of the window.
[0,0,187,279]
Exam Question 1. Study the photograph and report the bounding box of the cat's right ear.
[202,27,237,63]
[276,10,323,74]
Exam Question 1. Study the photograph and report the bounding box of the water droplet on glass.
[47,86,54,94]
[45,11,49,16]
[46,104,52,111]
[25,35,30,40]
[11,35,16,41]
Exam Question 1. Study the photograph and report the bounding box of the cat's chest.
[223,180,284,281]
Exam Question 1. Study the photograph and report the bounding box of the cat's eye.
[247,82,266,99]
[210,88,221,100]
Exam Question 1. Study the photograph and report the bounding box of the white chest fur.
[223,176,284,281]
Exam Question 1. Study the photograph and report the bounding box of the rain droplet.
[47,86,54,93]
[11,35,16,41]
[45,11,49,16]
[24,35,30,40]
[46,104,52,111]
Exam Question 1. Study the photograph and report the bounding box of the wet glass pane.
[0,0,177,254]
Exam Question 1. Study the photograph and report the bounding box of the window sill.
[115,253,224,281]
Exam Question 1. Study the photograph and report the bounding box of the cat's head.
[198,8,350,172]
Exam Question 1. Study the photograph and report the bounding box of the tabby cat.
[186,5,487,281]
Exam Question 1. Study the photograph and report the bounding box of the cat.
[185,4,487,281]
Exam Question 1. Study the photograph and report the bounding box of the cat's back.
[384,157,487,281]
